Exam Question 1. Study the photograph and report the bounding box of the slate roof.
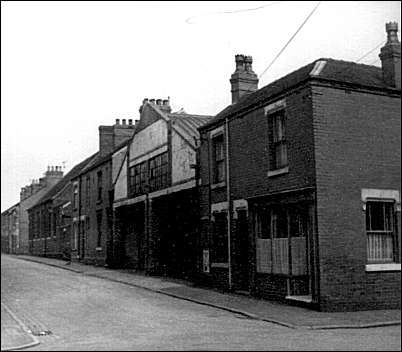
[200,58,400,130]
[169,113,213,137]
[28,153,98,210]
[77,137,133,177]
[1,202,20,215]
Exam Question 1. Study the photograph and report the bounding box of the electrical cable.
[259,1,322,79]
[185,1,283,24]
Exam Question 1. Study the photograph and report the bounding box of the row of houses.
[2,22,401,312]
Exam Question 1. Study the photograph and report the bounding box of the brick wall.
[198,85,317,294]
[312,84,401,311]
[79,161,112,266]
[229,86,316,199]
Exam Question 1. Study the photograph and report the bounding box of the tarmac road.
[1,255,401,351]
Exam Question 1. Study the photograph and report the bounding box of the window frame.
[365,199,398,265]
[73,184,79,210]
[268,109,288,171]
[85,176,91,206]
[148,152,169,192]
[255,204,309,274]
[129,161,148,197]
[97,171,103,202]
[212,133,225,185]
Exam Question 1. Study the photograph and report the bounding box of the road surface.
[1,255,400,351]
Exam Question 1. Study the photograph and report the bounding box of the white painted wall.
[112,146,128,200]
[129,119,167,165]
[171,130,195,184]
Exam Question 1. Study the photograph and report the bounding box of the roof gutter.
[199,75,401,133]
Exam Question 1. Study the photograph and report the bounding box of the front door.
[234,209,250,291]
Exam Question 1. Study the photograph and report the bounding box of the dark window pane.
[369,202,385,231]
[260,209,271,239]
[273,208,287,238]
[212,135,225,183]
[384,203,394,231]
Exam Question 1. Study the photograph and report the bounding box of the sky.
[1,1,401,212]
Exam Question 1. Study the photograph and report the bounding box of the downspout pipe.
[225,117,232,291]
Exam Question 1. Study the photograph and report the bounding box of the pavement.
[1,302,39,351]
[7,255,401,340]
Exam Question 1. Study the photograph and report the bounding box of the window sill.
[365,263,401,272]
[210,263,229,269]
[267,166,289,178]
[211,182,226,190]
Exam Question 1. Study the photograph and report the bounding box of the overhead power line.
[185,1,283,24]
[259,1,322,79]
[355,41,385,64]
[329,41,386,78]
[368,58,381,66]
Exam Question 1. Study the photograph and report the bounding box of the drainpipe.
[78,175,82,261]
[225,117,232,291]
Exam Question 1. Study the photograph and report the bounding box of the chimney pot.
[116,118,120,125]
[128,119,133,125]
[149,99,155,104]
[235,54,245,72]
[386,22,399,43]
[156,99,162,105]
[244,56,254,72]
[122,119,126,125]
[380,21,401,89]
[163,99,169,105]
[230,53,259,104]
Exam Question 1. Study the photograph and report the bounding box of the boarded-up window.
[255,204,309,275]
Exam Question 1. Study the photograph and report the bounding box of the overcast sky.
[1,1,401,212]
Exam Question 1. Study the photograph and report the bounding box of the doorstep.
[285,295,313,303]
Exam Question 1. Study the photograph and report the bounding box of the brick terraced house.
[197,23,401,311]
[1,203,19,254]
[18,167,64,254]
[70,119,135,266]
[112,98,211,279]
[28,158,95,257]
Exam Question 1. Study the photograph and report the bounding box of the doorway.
[234,209,250,291]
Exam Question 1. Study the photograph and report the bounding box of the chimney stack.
[379,22,401,89]
[128,119,133,126]
[230,54,259,104]
[122,119,127,125]
[160,98,171,113]
[115,119,120,125]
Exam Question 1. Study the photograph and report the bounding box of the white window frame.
[362,188,400,272]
